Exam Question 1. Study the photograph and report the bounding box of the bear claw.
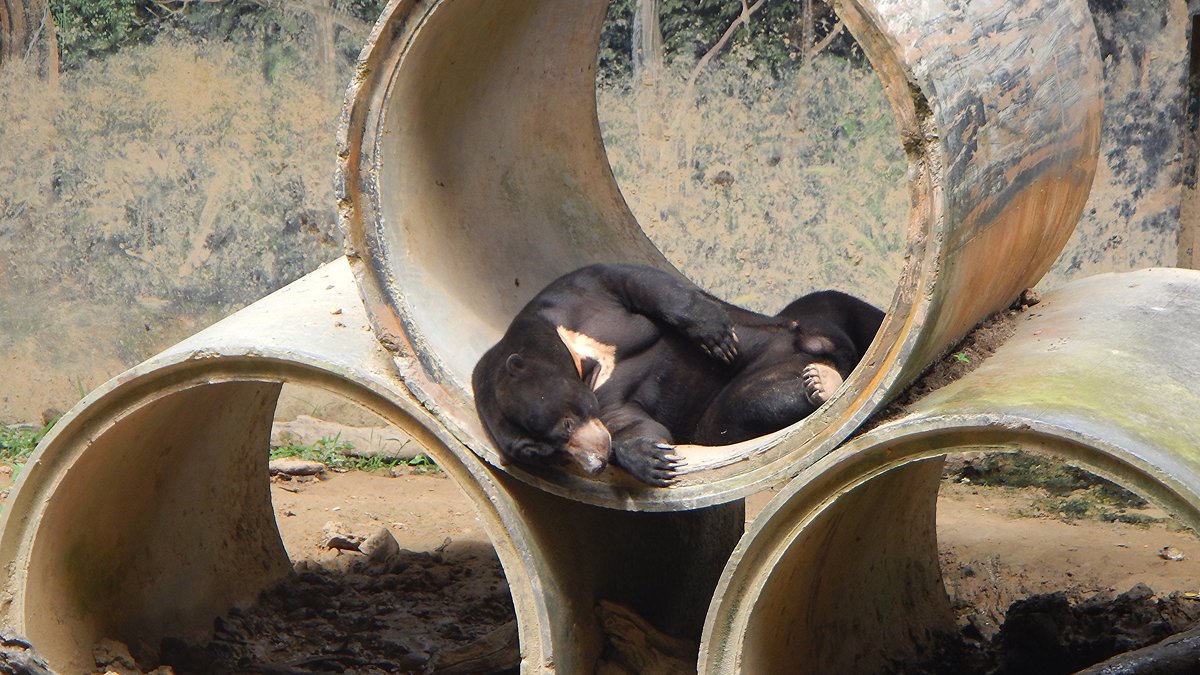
[613,438,684,486]
[802,362,844,406]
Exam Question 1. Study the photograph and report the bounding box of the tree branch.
[672,0,767,130]
[808,20,844,59]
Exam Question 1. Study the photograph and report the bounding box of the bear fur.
[471,263,883,486]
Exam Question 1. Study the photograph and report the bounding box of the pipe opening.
[925,449,1200,673]
[595,0,906,314]
[13,378,525,674]
[341,0,925,506]
[702,444,1200,674]
[169,384,520,674]
[592,0,907,474]
[340,0,1101,508]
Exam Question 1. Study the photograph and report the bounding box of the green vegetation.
[954,452,1165,526]
[599,0,858,80]
[0,421,55,467]
[51,0,389,70]
[1025,487,1165,525]
[270,438,440,474]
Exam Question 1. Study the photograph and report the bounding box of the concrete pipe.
[0,257,746,673]
[338,0,1103,510]
[700,268,1200,673]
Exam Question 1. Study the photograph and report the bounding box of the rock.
[271,415,423,460]
[268,459,325,477]
[0,629,53,675]
[1159,546,1186,561]
[321,521,363,553]
[1076,623,1200,674]
[361,527,400,565]
[93,638,139,672]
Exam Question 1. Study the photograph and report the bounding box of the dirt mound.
[96,536,517,674]
[898,584,1200,674]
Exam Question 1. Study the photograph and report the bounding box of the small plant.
[406,453,441,474]
[0,420,56,466]
[269,437,441,473]
[951,352,971,364]
[271,436,364,470]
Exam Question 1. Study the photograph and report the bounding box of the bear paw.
[684,314,739,364]
[802,362,844,406]
[612,438,687,487]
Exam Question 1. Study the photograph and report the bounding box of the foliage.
[600,0,859,80]
[332,0,389,24]
[955,452,1162,524]
[0,421,55,465]
[51,0,389,74]
[958,452,1145,504]
[51,0,154,69]
[164,1,308,82]
[270,437,440,473]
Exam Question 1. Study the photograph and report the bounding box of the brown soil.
[867,291,1035,429]
[67,458,1200,674]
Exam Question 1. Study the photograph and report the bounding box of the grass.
[270,437,440,474]
[0,420,55,467]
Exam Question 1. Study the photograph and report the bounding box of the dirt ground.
[78,459,1198,674]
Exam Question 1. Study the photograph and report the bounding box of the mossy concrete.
[702,268,1200,673]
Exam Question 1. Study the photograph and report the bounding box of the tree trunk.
[631,0,663,79]
[0,0,57,81]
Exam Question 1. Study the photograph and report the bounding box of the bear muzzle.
[563,417,612,475]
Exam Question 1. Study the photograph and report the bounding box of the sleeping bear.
[471,263,883,486]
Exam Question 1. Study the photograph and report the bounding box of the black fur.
[471,264,883,486]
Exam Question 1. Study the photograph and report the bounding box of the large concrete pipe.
[0,258,740,673]
[700,268,1200,673]
[338,0,1103,510]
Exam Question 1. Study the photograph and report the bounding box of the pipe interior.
[15,377,532,673]
[23,382,291,673]
[709,438,1200,673]
[359,0,918,481]
[378,0,670,386]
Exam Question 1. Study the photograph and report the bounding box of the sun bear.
[471,263,883,486]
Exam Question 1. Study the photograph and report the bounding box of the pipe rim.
[0,351,555,673]
[336,0,944,511]
[337,0,1099,511]
[699,416,1200,672]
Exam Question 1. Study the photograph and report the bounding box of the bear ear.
[505,353,526,374]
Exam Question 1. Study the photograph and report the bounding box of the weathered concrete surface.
[701,268,1200,674]
[1045,0,1189,284]
[338,0,1103,510]
[0,257,742,674]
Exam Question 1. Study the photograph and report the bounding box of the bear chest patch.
[556,325,616,390]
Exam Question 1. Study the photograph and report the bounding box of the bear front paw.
[612,438,687,487]
[681,304,739,364]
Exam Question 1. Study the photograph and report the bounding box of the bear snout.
[563,417,612,475]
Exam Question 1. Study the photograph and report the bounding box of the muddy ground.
[52,451,1196,675]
